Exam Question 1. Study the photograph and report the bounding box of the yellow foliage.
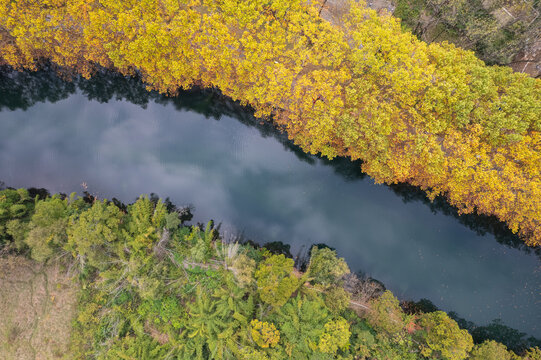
[0,0,539,246]
[250,319,280,348]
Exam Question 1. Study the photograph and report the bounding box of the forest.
[393,0,540,71]
[1,187,540,359]
[0,0,539,247]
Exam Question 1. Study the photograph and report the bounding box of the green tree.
[250,319,280,348]
[318,317,351,355]
[307,247,350,288]
[238,347,269,360]
[367,290,405,335]
[25,196,69,262]
[183,284,251,360]
[187,222,216,264]
[469,340,515,360]
[100,335,169,360]
[323,286,350,314]
[124,196,167,255]
[5,219,28,250]
[416,311,473,360]
[523,347,541,360]
[0,188,34,247]
[254,254,299,308]
[272,296,331,358]
[137,296,184,330]
[66,200,124,270]
[232,253,256,288]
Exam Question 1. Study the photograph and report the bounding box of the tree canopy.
[0,188,538,359]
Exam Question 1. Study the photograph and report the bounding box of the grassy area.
[0,256,78,360]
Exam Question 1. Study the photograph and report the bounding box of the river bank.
[1,188,540,359]
[0,66,539,338]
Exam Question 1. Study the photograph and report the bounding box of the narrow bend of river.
[1,69,540,339]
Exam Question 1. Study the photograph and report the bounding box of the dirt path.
[0,256,78,360]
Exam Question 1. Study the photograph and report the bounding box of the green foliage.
[5,219,29,250]
[468,318,536,352]
[95,308,130,345]
[232,253,256,288]
[367,290,405,335]
[0,188,34,244]
[66,200,124,270]
[124,196,167,255]
[137,296,184,329]
[183,266,223,295]
[238,347,269,360]
[523,347,541,360]
[0,189,534,359]
[416,311,473,360]
[100,335,169,360]
[323,286,351,314]
[25,195,69,262]
[164,211,181,230]
[369,333,421,360]
[317,317,351,354]
[250,319,280,348]
[272,296,331,358]
[182,284,252,359]
[307,247,350,288]
[343,311,374,349]
[187,222,216,263]
[254,254,299,308]
[469,340,515,360]
[346,298,420,359]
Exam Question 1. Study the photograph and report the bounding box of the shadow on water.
[389,183,541,260]
[0,65,539,261]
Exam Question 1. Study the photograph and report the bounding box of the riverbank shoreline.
[1,0,539,246]
[1,186,539,357]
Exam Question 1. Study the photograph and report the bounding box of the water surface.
[0,69,539,340]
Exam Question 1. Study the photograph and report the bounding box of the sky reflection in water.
[0,89,539,338]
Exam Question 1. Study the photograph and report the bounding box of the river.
[0,68,539,341]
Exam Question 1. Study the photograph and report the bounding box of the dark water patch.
[389,183,541,260]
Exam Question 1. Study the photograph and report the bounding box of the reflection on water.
[0,67,540,339]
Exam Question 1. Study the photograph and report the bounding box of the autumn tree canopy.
[0,0,539,245]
